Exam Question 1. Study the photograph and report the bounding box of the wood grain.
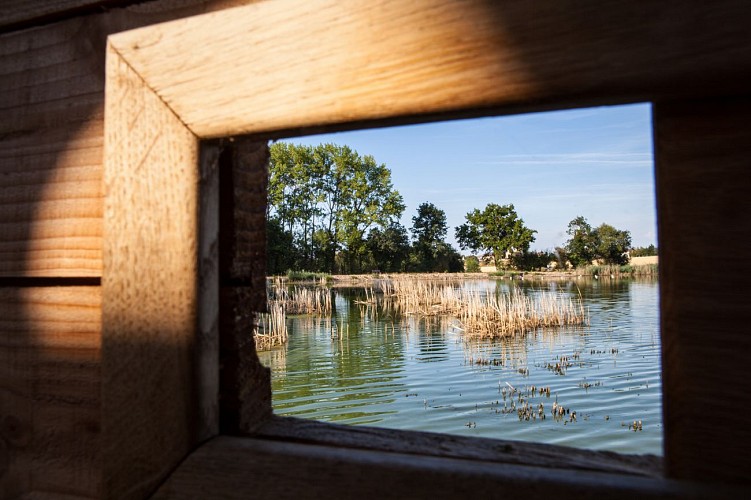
[0,287,101,499]
[110,0,751,139]
[257,416,662,478]
[654,96,751,484]
[216,139,271,434]
[101,44,204,500]
[153,436,733,500]
[0,1,132,31]
[0,0,260,278]
[0,16,106,277]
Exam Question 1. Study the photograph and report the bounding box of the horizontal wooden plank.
[0,15,106,278]
[154,435,734,499]
[655,96,751,484]
[110,0,751,139]
[0,1,132,32]
[0,286,101,499]
[0,120,104,278]
[256,416,662,478]
[0,0,259,277]
[0,0,259,31]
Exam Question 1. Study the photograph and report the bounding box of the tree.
[455,203,536,270]
[337,148,405,273]
[366,223,410,272]
[410,202,448,272]
[267,142,404,274]
[594,223,631,265]
[464,255,481,273]
[631,244,657,257]
[564,216,597,267]
[564,216,632,267]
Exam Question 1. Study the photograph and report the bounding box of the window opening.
[255,103,660,456]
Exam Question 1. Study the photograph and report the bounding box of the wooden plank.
[0,1,132,31]
[101,43,206,500]
[0,16,106,278]
[153,436,733,499]
[654,96,751,484]
[0,0,260,278]
[0,0,259,31]
[256,416,662,478]
[0,286,101,499]
[216,139,271,434]
[110,0,751,139]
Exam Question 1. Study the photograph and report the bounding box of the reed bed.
[270,286,332,315]
[459,289,587,338]
[383,277,587,338]
[255,286,333,351]
[254,302,288,351]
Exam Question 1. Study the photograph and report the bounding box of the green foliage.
[267,217,301,275]
[411,202,452,272]
[564,216,597,268]
[512,250,558,271]
[366,223,411,272]
[464,255,481,273]
[631,244,657,257]
[564,216,632,267]
[595,223,631,265]
[268,142,404,274]
[285,270,332,282]
[455,203,536,270]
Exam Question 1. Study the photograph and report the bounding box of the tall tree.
[366,223,410,272]
[410,202,449,272]
[594,223,632,265]
[564,216,632,266]
[564,216,597,267]
[455,203,536,269]
[267,142,404,274]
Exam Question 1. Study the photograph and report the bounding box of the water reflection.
[258,278,662,455]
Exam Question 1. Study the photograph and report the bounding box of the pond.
[257,278,662,456]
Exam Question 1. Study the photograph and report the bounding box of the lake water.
[257,278,662,456]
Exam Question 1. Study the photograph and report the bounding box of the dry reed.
[255,286,333,351]
[254,302,288,350]
[382,277,587,338]
[271,286,332,315]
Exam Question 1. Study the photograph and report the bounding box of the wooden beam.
[256,416,662,478]
[101,43,211,499]
[152,436,734,499]
[110,0,751,139]
[0,1,133,32]
[654,96,751,484]
[0,286,101,499]
[216,139,271,434]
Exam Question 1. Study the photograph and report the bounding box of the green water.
[257,278,662,456]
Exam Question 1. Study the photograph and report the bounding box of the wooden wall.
[0,2,263,498]
[2,1,751,499]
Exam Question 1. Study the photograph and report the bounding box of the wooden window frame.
[102,1,751,498]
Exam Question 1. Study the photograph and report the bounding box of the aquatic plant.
[254,302,288,351]
[270,286,332,315]
[382,277,587,338]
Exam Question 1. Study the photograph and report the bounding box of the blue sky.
[279,103,656,252]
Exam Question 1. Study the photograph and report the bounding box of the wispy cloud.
[476,152,652,167]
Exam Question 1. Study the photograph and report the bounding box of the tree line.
[267,142,653,275]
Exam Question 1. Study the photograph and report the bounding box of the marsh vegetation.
[256,276,661,455]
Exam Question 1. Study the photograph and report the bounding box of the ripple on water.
[263,279,662,455]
